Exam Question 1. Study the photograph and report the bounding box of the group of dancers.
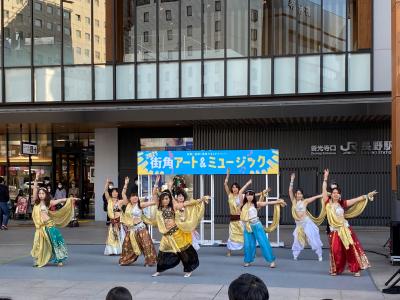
[30,168,378,277]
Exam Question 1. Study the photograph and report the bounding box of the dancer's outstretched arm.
[289,173,295,203]
[346,191,378,207]
[322,169,329,200]
[304,194,323,205]
[224,168,231,197]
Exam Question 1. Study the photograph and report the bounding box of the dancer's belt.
[164,225,179,236]
[249,217,259,224]
[133,221,146,232]
[230,215,240,221]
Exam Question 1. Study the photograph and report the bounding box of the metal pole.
[211,174,214,244]
[200,174,204,243]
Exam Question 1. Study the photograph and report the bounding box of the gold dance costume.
[119,203,157,266]
[31,199,74,267]
[104,200,122,255]
[156,200,204,273]
[227,194,244,250]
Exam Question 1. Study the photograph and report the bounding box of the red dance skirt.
[329,226,370,274]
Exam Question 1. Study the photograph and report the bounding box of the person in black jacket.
[0,177,10,230]
[103,181,114,225]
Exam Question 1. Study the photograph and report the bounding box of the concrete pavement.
[0,220,399,299]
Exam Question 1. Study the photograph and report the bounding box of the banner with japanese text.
[137,149,279,175]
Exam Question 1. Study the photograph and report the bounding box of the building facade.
[0,0,392,224]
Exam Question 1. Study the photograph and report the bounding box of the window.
[84,49,90,57]
[35,19,42,28]
[76,47,81,55]
[34,2,42,11]
[95,35,100,43]
[166,10,172,21]
[85,33,90,41]
[144,31,149,42]
[215,21,221,32]
[167,50,173,60]
[215,1,221,11]
[4,10,9,18]
[47,6,53,15]
[187,46,193,57]
[251,9,258,22]
[76,30,81,38]
[85,17,91,25]
[76,14,81,22]
[215,41,220,50]
[63,11,71,20]
[47,22,53,31]
[251,48,257,56]
[187,25,193,37]
[251,29,257,41]
[167,30,173,41]
[4,28,10,39]
[187,6,192,16]
[64,28,71,35]
[95,19,100,27]
[17,13,23,23]
[57,25,61,32]
[144,12,149,22]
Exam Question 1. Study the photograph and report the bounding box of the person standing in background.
[0,177,10,230]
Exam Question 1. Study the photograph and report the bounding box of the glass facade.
[0,0,373,103]
[0,130,95,217]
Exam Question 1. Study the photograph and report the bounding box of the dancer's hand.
[290,173,295,181]
[124,176,130,186]
[323,169,329,181]
[367,191,378,201]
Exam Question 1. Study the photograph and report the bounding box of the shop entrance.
[53,142,94,219]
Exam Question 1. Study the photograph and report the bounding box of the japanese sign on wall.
[311,141,392,156]
[137,149,279,175]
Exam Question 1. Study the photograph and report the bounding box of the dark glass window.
[187,6,192,16]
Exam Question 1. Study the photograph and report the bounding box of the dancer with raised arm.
[289,173,324,261]
[240,183,286,268]
[322,169,377,276]
[31,172,78,267]
[104,178,123,255]
[119,176,158,266]
[224,168,245,256]
[152,190,209,278]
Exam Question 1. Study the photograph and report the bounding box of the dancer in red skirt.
[322,169,377,277]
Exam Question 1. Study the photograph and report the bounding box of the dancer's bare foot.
[270,262,276,268]
[354,272,361,277]
[226,250,232,257]
[330,273,337,276]
[152,272,160,277]
[57,263,63,267]
[243,263,250,267]
[184,272,192,278]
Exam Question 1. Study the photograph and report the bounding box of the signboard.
[21,142,38,156]
[137,149,279,175]
[310,141,392,156]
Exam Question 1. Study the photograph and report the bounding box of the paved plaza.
[0,221,399,299]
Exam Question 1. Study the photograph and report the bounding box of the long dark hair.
[129,192,141,209]
[158,190,173,210]
[110,187,120,199]
[175,188,188,201]
[34,187,52,207]
[230,182,241,194]
[241,190,257,209]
